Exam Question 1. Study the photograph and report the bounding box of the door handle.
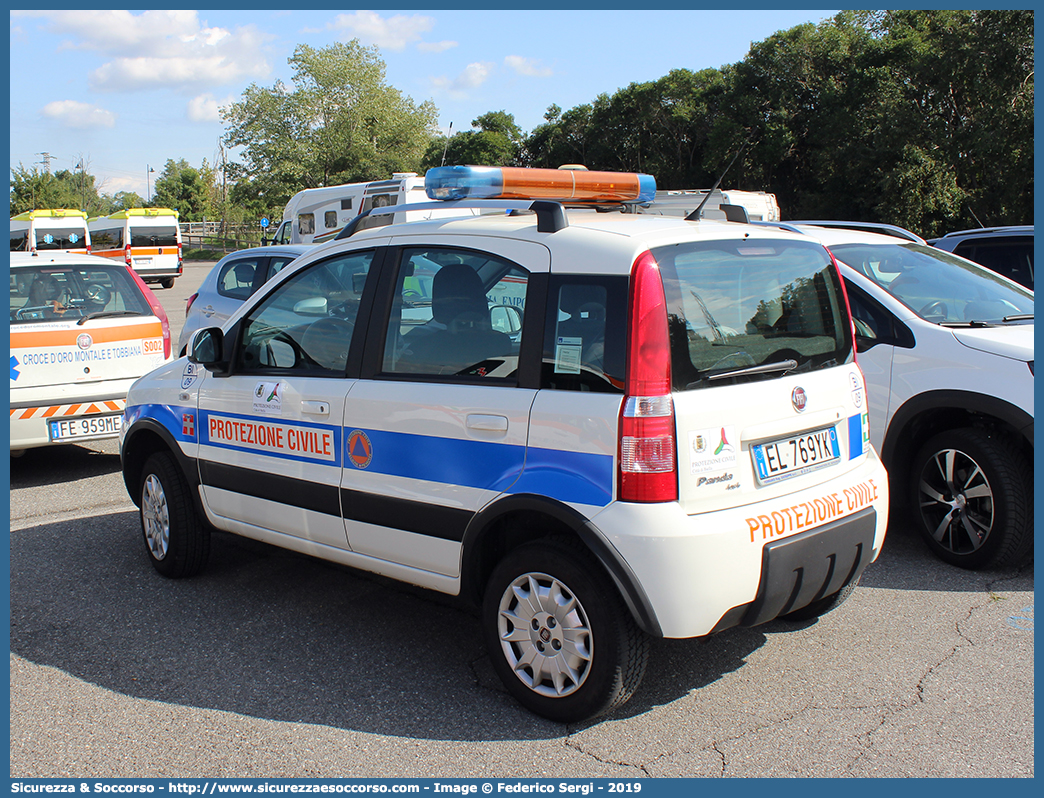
[466,414,508,432]
[302,401,330,416]
[202,305,215,317]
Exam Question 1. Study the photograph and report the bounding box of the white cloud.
[329,11,434,51]
[418,40,458,54]
[504,55,553,78]
[41,100,117,129]
[14,11,272,92]
[187,93,235,123]
[429,62,495,99]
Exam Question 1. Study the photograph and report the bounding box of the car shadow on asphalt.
[10,443,122,488]
[10,510,766,740]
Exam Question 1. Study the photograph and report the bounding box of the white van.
[640,188,781,222]
[265,173,479,246]
[10,209,91,254]
[89,208,183,288]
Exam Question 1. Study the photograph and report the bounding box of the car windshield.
[653,238,852,390]
[829,242,1034,324]
[10,264,151,324]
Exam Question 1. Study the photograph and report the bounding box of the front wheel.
[482,539,649,723]
[910,428,1032,570]
[139,451,210,578]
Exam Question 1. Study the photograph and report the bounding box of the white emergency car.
[10,252,173,455]
[784,222,1034,570]
[120,166,889,722]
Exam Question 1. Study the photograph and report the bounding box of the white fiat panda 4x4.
[120,167,888,722]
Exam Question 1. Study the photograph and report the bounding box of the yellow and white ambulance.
[10,209,91,254]
[89,208,183,288]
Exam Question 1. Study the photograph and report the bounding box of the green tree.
[422,110,523,169]
[151,158,214,221]
[222,41,439,209]
[10,164,106,215]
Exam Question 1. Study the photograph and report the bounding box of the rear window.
[34,227,88,250]
[10,264,151,325]
[130,226,178,247]
[652,239,852,391]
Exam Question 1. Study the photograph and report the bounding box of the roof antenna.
[687,140,750,221]
[440,122,453,167]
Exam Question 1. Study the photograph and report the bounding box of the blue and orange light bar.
[425,166,656,204]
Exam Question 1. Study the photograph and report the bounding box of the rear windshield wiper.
[693,359,797,388]
[77,310,141,325]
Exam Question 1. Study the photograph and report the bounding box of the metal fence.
[179,220,268,253]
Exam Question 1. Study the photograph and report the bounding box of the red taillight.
[825,246,857,364]
[177,242,183,273]
[619,250,678,503]
[124,244,132,266]
[86,244,91,254]
[185,292,198,317]
[128,269,172,359]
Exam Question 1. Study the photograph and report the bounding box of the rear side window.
[10,230,28,251]
[653,239,852,391]
[34,227,88,250]
[541,276,627,393]
[130,225,178,247]
[10,264,151,324]
[952,237,1034,289]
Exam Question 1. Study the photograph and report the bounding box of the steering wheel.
[918,300,947,319]
[301,318,354,371]
[85,283,112,307]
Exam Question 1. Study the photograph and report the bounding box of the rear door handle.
[302,401,330,416]
[466,414,508,432]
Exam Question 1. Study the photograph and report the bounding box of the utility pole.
[76,159,86,211]
[36,152,53,173]
[147,165,155,205]
[441,122,453,167]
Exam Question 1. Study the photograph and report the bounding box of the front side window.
[34,226,88,250]
[382,247,527,379]
[11,264,151,324]
[236,250,373,374]
[654,239,852,391]
[130,225,178,247]
[830,242,1033,324]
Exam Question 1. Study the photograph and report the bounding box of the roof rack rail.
[334,199,568,240]
[786,220,925,244]
[749,221,808,235]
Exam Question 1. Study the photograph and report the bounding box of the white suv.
[120,167,888,722]
[789,223,1033,570]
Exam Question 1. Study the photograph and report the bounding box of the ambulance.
[265,173,480,246]
[10,209,91,254]
[89,208,183,288]
[120,165,888,722]
[10,252,173,456]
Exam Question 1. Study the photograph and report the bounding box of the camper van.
[265,173,480,246]
[640,188,781,223]
[88,208,183,288]
[10,209,91,254]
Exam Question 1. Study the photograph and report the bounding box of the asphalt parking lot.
[8,261,1035,779]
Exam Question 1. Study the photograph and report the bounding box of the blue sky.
[10,8,838,201]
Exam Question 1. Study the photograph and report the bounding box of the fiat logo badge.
[792,387,807,412]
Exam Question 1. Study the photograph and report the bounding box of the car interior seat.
[402,264,512,373]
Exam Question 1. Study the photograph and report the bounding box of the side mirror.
[188,327,229,372]
[294,297,328,316]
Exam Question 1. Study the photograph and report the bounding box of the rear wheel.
[910,428,1032,569]
[482,539,649,723]
[140,451,210,577]
[160,278,175,289]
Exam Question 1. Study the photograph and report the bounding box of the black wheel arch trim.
[461,493,663,637]
[882,389,1033,465]
[121,418,201,509]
